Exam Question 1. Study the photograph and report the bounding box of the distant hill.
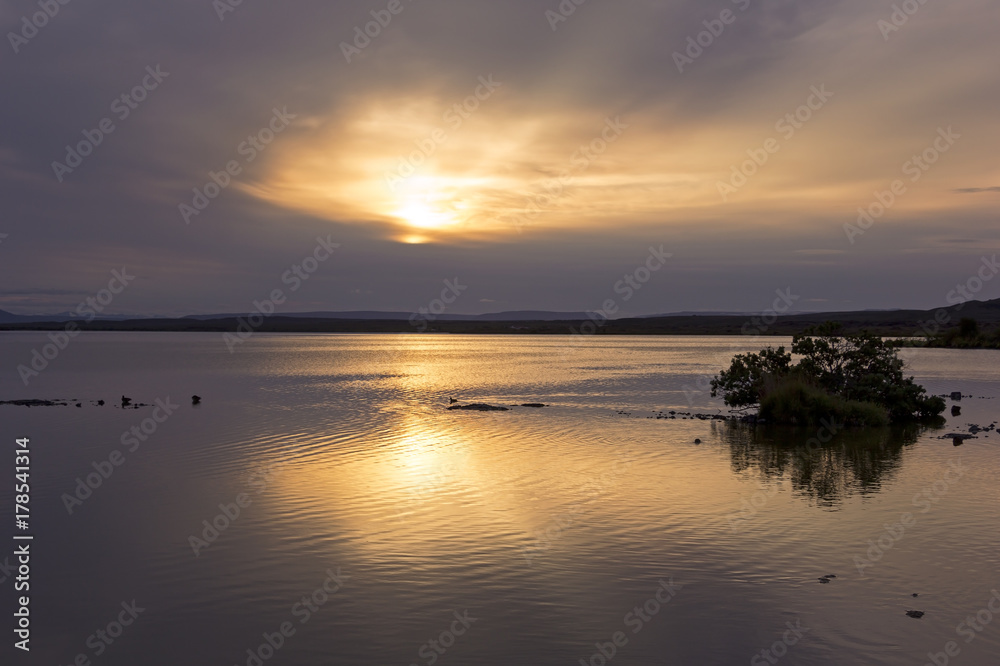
[0,309,138,324]
[2,299,998,336]
[183,310,594,322]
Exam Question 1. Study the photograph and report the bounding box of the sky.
[1,0,998,317]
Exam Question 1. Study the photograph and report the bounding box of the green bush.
[710,322,945,424]
[758,377,889,427]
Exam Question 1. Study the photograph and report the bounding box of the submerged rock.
[448,403,510,412]
[905,610,925,619]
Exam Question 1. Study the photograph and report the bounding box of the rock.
[97,400,105,406]
[823,574,837,579]
[952,405,961,416]
[905,610,925,619]
[951,392,962,401]
[694,438,702,444]
[818,578,831,584]
[0,399,68,407]
[912,593,919,597]
[447,403,510,412]
[449,397,459,404]
[191,395,202,405]
[520,403,547,408]
[121,395,132,408]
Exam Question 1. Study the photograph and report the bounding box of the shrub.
[758,377,889,427]
[710,322,945,424]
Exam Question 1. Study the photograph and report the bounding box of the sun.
[390,176,471,232]
[394,199,457,230]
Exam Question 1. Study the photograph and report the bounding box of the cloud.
[1,0,998,314]
[954,187,1000,193]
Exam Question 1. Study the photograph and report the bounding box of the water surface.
[1,334,997,665]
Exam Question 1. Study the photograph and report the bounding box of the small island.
[710,323,946,427]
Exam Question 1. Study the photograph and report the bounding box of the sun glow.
[390,177,469,231]
[239,97,783,242]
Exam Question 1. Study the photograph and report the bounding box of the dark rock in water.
[818,578,831,584]
[76,403,82,408]
[448,403,510,412]
[912,593,919,597]
[449,397,459,404]
[694,438,702,444]
[121,395,132,408]
[520,403,547,408]
[97,400,105,406]
[823,574,837,579]
[951,405,961,416]
[0,399,68,407]
[950,392,962,401]
[905,610,925,619]
[192,395,202,405]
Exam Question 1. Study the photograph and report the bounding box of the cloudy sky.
[1,0,998,317]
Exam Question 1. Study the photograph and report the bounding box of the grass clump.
[758,377,889,427]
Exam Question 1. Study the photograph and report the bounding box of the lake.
[1,333,998,665]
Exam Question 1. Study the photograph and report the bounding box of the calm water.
[1,333,998,666]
